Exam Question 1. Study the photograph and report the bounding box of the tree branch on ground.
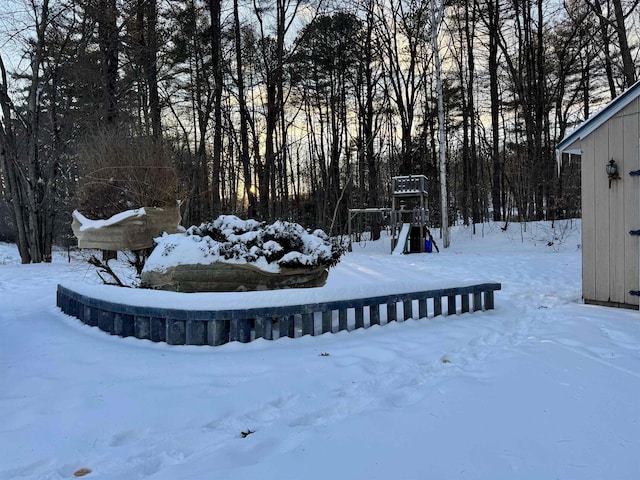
[88,255,126,287]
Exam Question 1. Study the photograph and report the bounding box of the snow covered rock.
[140,215,343,292]
[72,206,182,251]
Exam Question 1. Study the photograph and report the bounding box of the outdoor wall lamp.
[606,158,620,188]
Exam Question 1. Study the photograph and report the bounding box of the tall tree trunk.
[258,0,285,220]
[99,0,118,125]
[487,0,501,221]
[145,0,161,138]
[0,55,31,262]
[591,0,617,99]
[25,0,53,263]
[466,0,480,226]
[432,0,449,248]
[459,18,470,226]
[611,0,636,88]
[364,0,380,241]
[234,0,257,218]
[260,59,278,220]
[0,0,53,263]
[209,0,222,216]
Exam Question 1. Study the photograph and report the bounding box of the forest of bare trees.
[1,0,638,263]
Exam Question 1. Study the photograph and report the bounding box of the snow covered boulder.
[72,206,182,251]
[141,263,329,292]
[140,215,343,292]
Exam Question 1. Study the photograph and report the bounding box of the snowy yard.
[1,220,639,480]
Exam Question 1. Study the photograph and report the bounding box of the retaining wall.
[57,283,502,346]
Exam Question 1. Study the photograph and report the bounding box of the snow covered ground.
[1,219,639,480]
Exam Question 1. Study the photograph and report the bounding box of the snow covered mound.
[143,215,343,274]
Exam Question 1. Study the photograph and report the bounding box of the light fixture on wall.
[606,158,620,188]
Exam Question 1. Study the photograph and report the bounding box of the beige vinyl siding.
[609,112,625,304]
[581,134,597,302]
[581,99,639,307]
[593,121,611,302]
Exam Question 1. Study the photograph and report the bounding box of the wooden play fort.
[348,174,433,254]
[390,175,431,254]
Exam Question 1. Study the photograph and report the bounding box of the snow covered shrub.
[144,215,344,273]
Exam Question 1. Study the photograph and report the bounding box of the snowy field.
[1,219,639,480]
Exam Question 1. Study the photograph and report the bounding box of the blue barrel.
[425,239,432,253]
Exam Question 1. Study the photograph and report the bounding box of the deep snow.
[73,209,147,232]
[145,215,340,274]
[1,219,639,480]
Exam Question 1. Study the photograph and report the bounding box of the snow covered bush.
[144,215,344,274]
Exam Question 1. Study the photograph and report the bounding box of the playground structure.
[390,175,430,254]
[348,174,430,254]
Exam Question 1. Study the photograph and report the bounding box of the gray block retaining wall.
[57,283,502,347]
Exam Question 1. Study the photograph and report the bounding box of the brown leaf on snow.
[73,468,92,477]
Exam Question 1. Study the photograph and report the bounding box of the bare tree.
[208,0,223,215]
[128,0,161,137]
[0,0,61,263]
[233,0,257,218]
[96,0,119,124]
[585,0,638,93]
[378,0,427,174]
[482,0,503,221]
[360,0,383,240]
[0,55,30,261]
[431,0,449,247]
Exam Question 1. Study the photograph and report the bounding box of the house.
[556,80,640,310]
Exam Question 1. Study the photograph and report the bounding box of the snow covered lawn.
[1,220,639,479]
